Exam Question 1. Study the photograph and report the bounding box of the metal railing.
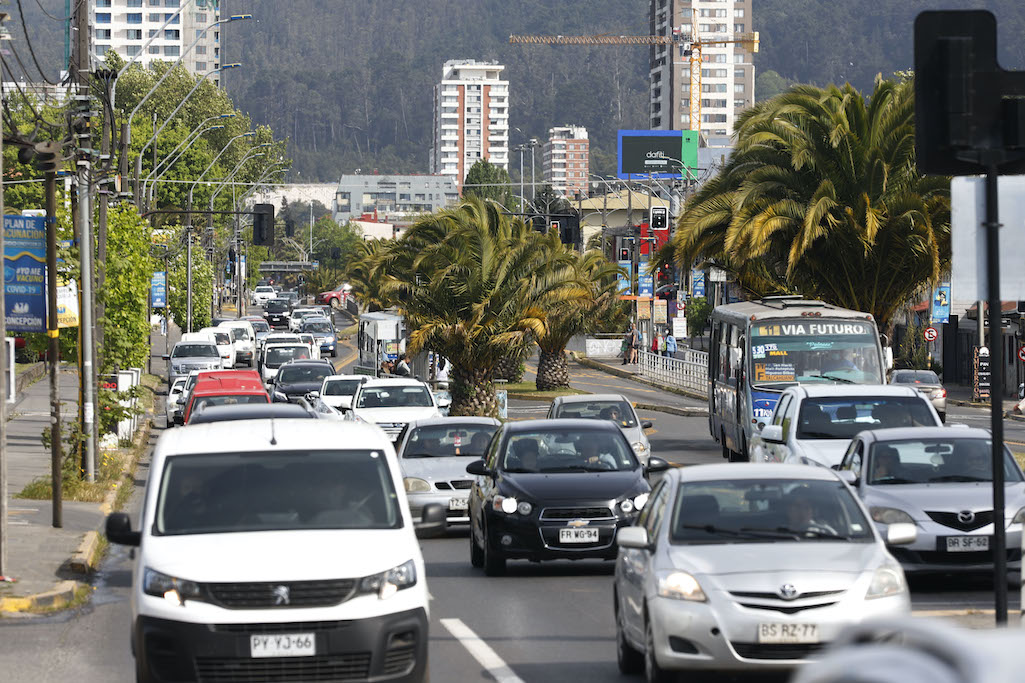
[638,350,709,397]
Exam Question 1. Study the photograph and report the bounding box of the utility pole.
[0,48,7,577]
[186,228,193,333]
[44,157,62,528]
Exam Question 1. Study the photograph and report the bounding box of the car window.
[155,450,402,534]
[643,480,670,538]
[499,428,638,473]
[227,328,249,342]
[892,370,940,384]
[772,395,791,427]
[304,322,334,334]
[172,343,219,358]
[265,346,311,367]
[797,397,937,440]
[278,365,333,384]
[403,424,498,458]
[212,332,230,345]
[192,394,269,412]
[781,396,797,439]
[356,386,433,409]
[266,300,289,312]
[636,478,666,529]
[323,379,362,396]
[250,320,270,333]
[867,438,1023,485]
[669,478,873,544]
[554,400,637,427]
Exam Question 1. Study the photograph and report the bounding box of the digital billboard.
[617,130,699,179]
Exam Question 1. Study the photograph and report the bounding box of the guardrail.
[638,350,708,397]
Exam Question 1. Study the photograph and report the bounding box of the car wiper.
[928,475,990,483]
[870,476,917,485]
[798,431,841,439]
[539,466,593,473]
[806,373,856,384]
[679,524,793,541]
[770,526,854,541]
[502,467,538,473]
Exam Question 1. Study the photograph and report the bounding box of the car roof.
[500,418,623,435]
[195,369,261,381]
[674,462,841,483]
[554,393,630,404]
[361,377,429,388]
[280,358,333,368]
[173,340,216,350]
[187,403,315,425]
[790,385,921,398]
[859,426,992,442]
[192,374,268,395]
[323,374,367,382]
[162,419,391,454]
[407,416,502,428]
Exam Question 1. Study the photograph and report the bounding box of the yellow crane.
[509,31,759,133]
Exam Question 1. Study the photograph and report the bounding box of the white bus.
[355,311,407,375]
[708,297,889,461]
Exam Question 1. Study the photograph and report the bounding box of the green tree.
[462,160,514,209]
[100,206,154,371]
[685,296,712,342]
[755,70,793,102]
[672,77,950,331]
[345,239,397,313]
[166,232,214,332]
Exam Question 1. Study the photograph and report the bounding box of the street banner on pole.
[4,214,46,332]
[56,278,79,328]
[691,269,706,298]
[931,284,951,324]
[617,260,632,294]
[653,299,667,324]
[151,271,167,308]
[639,274,654,298]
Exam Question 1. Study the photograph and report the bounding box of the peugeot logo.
[272,585,290,606]
[778,584,799,600]
[957,510,976,524]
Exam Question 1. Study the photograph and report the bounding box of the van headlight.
[1012,507,1025,525]
[656,570,706,602]
[357,559,417,599]
[866,562,907,599]
[404,477,431,493]
[143,568,204,606]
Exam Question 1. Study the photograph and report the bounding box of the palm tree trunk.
[536,349,570,391]
[493,355,525,382]
[451,364,499,417]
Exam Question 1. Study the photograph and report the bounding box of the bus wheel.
[730,435,748,463]
[721,432,730,460]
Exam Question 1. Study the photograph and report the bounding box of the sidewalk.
[0,322,177,613]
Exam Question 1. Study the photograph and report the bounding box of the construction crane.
[510,30,759,134]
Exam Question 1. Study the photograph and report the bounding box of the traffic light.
[33,141,61,173]
[619,247,630,261]
[651,206,668,230]
[549,219,560,234]
[253,204,275,245]
[560,215,580,249]
[331,247,341,259]
[285,217,295,237]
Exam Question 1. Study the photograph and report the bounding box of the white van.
[262,342,312,384]
[105,420,443,683]
[199,327,235,369]
[219,320,256,367]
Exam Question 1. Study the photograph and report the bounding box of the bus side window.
[710,322,721,381]
[717,323,729,382]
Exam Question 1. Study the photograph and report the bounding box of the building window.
[702,114,728,123]
[126,45,141,57]
[148,29,158,37]
[149,45,160,54]
[126,29,142,40]
[195,12,207,22]
[95,0,111,6]
[165,0,180,6]
[148,13,161,21]
[126,13,142,24]
[164,45,180,57]
[196,61,207,70]
[164,13,179,24]
[735,69,745,78]
[734,8,745,17]
[96,12,111,23]
[95,28,111,40]
[195,45,206,55]
[95,44,110,57]
[127,0,143,7]
[164,29,179,40]
[735,24,745,33]
[734,99,747,108]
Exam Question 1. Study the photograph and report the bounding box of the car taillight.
[933,388,947,398]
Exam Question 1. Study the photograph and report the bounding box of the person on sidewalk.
[666,330,678,358]
[657,329,667,356]
[394,354,411,377]
[628,324,641,364]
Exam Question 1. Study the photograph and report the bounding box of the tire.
[330,298,341,309]
[728,435,748,463]
[470,517,484,568]
[331,348,337,358]
[481,519,506,576]
[721,431,730,460]
[616,594,644,674]
[645,615,676,683]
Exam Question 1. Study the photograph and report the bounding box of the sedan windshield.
[500,428,638,473]
[403,424,498,457]
[250,320,270,333]
[554,400,637,428]
[192,394,268,412]
[278,365,333,385]
[155,450,402,534]
[669,478,873,544]
[304,322,334,334]
[266,300,289,313]
[356,386,433,408]
[265,346,310,367]
[172,344,218,359]
[867,438,1023,485]
[796,397,936,439]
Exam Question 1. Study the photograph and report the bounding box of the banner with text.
[4,214,46,332]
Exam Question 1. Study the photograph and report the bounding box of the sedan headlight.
[493,495,519,514]
[404,477,431,493]
[865,562,907,600]
[656,570,706,602]
[1012,507,1025,525]
[631,441,650,456]
[870,507,916,525]
[143,568,204,606]
[357,559,417,600]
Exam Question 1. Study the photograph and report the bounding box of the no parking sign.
[923,326,938,342]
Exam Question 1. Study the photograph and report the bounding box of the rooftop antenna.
[269,418,277,446]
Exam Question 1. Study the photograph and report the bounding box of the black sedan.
[270,359,335,403]
[467,419,668,575]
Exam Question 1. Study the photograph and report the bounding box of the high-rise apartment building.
[542,126,589,199]
[431,60,510,191]
[91,0,222,85]
[648,0,754,139]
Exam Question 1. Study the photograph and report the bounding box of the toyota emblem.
[957,510,976,524]
[778,584,798,600]
[272,585,291,606]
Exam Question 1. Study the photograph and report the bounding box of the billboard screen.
[618,130,696,179]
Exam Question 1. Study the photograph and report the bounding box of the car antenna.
[269,417,278,446]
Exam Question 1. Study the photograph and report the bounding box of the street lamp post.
[186,131,256,225]
[143,112,237,207]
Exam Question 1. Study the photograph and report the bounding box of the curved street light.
[185,131,256,222]
[143,112,237,207]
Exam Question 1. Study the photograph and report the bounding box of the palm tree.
[673,76,950,331]
[396,198,583,416]
[534,246,623,391]
[344,239,396,313]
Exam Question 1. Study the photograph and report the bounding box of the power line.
[30,0,63,22]
[14,0,59,85]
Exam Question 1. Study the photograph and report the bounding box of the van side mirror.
[466,459,492,477]
[106,512,141,547]
[883,347,894,371]
[760,425,785,444]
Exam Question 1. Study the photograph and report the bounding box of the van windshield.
[155,450,402,534]
[172,344,218,358]
[266,345,310,367]
[228,328,249,342]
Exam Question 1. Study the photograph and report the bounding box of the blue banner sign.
[691,269,706,298]
[617,260,633,294]
[639,275,654,298]
[931,284,951,324]
[4,215,47,332]
[151,271,167,308]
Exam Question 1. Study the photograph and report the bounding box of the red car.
[316,283,352,308]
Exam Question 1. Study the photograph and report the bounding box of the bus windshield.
[749,319,882,388]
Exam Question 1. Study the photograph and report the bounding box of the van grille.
[195,653,371,682]
[206,579,356,609]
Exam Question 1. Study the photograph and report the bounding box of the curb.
[634,402,708,417]
[571,353,710,413]
[0,580,82,614]
[68,531,101,575]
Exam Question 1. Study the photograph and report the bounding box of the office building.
[91,0,222,84]
[649,0,755,139]
[430,60,510,191]
[332,174,460,223]
[542,126,589,199]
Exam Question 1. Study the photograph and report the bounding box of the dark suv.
[263,298,291,328]
[271,359,336,403]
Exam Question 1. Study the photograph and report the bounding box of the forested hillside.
[10,1,1025,181]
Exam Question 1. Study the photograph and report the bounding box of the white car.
[218,320,256,367]
[289,308,322,332]
[165,377,187,427]
[319,374,369,412]
[257,332,303,366]
[547,393,654,465]
[299,333,322,360]
[750,385,943,468]
[261,342,313,385]
[250,285,276,306]
[104,419,444,683]
[199,327,235,369]
[347,378,449,442]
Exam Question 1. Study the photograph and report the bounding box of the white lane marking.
[440,618,525,683]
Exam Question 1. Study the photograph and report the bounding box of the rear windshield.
[192,394,268,413]
[796,397,936,439]
[172,344,218,358]
[265,346,311,367]
[891,370,940,384]
[304,322,334,334]
[155,450,402,534]
[227,328,249,342]
[212,332,230,345]
[403,424,498,458]
[256,287,275,293]
[323,379,362,396]
[554,400,637,428]
[250,320,270,333]
[278,365,333,385]
[266,300,289,313]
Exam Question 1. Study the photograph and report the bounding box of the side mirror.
[883,347,894,371]
[760,425,785,444]
[466,459,492,477]
[885,522,917,546]
[306,391,320,401]
[415,503,447,537]
[105,512,141,547]
[756,421,766,431]
[437,397,452,409]
[836,470,859,487]
[161,354,170,361]
[645,456,670,474]
[617,526,652,550]
[641,421,653,429]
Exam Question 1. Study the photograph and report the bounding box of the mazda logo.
[957,510,976,524]
[778,584,798,600]
[272,585,290,606]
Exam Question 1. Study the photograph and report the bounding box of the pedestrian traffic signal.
[32,141,61,173]
[619,247,630,261]
[651,206,668,230]
[253,204,275,245]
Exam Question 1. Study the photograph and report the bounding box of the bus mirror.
[883,347,894,371]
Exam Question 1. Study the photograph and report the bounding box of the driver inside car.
[783,491,838,537]
[576,435,618,470]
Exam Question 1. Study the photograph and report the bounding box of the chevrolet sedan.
[614,463,913,680]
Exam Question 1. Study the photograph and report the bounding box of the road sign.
[924,326,939,342]
[951,177,1025,300]
[1018,346,1025,363]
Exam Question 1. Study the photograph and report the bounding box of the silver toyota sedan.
[613,463,913,679]
[836,426,1025,577]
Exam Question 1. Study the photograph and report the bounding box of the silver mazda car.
[613,463,913,679]
[836,426,1025,577]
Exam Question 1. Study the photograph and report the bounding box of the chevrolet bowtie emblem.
[567,519,590,528]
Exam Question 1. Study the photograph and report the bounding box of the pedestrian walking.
[665,330,678,358]
[628,323,641,364]
[657,329,667,356]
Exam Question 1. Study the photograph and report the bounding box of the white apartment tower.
[431,60,510,191]
[542,126,589,199]
[649,0,755,139]
[92,0,223,85]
